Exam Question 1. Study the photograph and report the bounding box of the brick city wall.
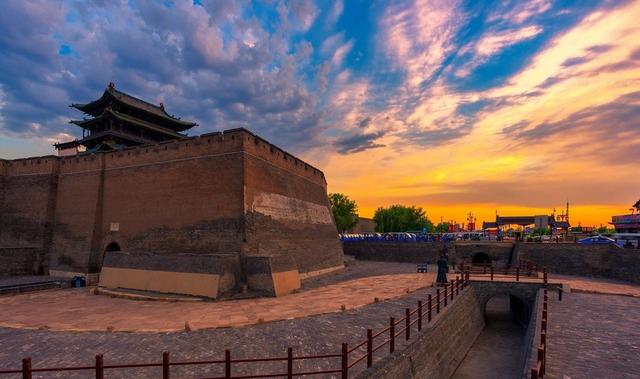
[343,241,515,267]
[0,129,343,293]
[243,134,343,275]
[342,242,448,264]
[455,242,514,268]
[0,248,39,276]
[517,243,640,284]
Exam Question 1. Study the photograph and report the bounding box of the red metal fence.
[530,287,549,379]
[459,260,546,283]
[0,277,472,379]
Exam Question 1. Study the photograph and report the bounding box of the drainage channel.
[451,294,525,379]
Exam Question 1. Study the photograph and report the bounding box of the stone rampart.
[517,243,640,284]
[342,242,448,264]
[454,242,514,267]
[0,248,40,276]
[0,128,343,297]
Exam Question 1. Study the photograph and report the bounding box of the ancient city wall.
[242,132,343,278]
[342,242,448,264]
[517,243,640,284]
[0,128,343,296]
[455,242,514,267]
[0,157,59,274]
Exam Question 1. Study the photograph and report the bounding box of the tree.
[373,204,434,233]
[633,199,640,213]
[328,193,358,233]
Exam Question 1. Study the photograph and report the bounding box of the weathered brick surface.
[343,242,447,263]
[343,241,514,268]
[0,248,39,276]
[517,243,640,284]
[454,242,514,267]
[0,129,343,293]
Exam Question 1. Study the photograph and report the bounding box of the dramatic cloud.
[334,131,385,154]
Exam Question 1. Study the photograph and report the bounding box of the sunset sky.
[1,0,638,227]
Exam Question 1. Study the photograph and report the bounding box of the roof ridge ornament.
[159,102,165,110]
[108,82,115,91]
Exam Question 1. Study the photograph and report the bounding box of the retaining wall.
[356,285,484,379]
[517,243,640,284]
[342,242,448,264]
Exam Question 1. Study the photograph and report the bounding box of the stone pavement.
[546,292,640,379]
[0,271,435,332]
[0,280,462,379]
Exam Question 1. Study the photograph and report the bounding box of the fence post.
[444,284,448,307]
[450,280,454,300]
[22,358,32,379]
[436,290,440,314]
[95,354,104,379]
[163,351,170,379]
[456,277,459,296]
[225,350,231,379]
[490,266,494,281]
[537,347,544,376]
[389,317,395,353]
[428,294,432,321]
[559,287,563,301]
[405,308,410,340]
[367,329,373,368]
[418,301,423,331]
[516,267,520,282]
[341,343,349,379]
[531,368,538,379]
[287,347,293,379]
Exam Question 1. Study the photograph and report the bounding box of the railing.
[459,260,547,283]
[530,287,549,379]
[0,277,471,379]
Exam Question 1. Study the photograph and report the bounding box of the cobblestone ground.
[0,282,465,379]
[0,262,462,379]
[301,261,423,290]
[547,292,640,379]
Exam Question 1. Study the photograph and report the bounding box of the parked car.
[577,235,620,246]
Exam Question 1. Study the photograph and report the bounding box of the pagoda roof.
[70,108,185,139]
[71,82,196,131]
[55,129,149,149]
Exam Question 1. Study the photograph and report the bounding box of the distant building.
[610,214,640,233]
[482,214,570,236]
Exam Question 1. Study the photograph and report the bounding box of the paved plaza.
[0,261,639,378]
[547,292,640,379]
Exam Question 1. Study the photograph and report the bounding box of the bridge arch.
[472,252,491,265]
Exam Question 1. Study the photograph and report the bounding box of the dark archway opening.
[472,252,491,265]
[105,242,121,252]
[89,242,121,274]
